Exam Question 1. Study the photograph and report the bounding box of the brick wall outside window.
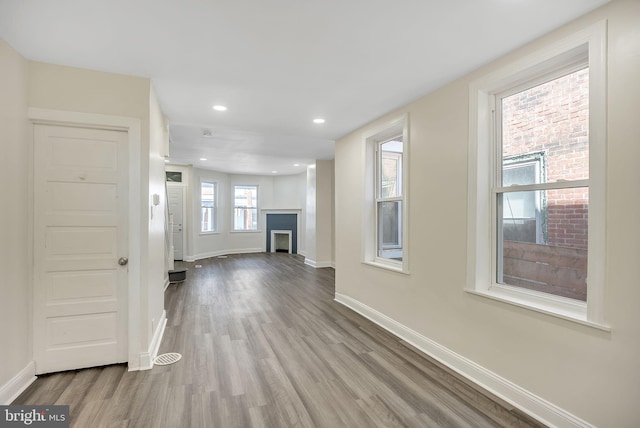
[502,68,589,250]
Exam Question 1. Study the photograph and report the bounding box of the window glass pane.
[201,207,215,232]
[497,187,588,301]
[166,171,182,182]
[378,201,402,261]
[234,207,258,230]
[201,182,215,232]
[501,68,589,185]
[503,163,536,186]
[380,137,403,198]
[235,186,257,208]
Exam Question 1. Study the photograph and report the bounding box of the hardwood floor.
[14,253,545,427]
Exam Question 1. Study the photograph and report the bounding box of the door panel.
[34,124,128,374]
[167,186,184,260]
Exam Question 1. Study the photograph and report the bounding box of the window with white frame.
[233,185,258,231]
[201,181,217,233]
[467,22,607,328]
[377,137,404,260]
[363,115,409,273]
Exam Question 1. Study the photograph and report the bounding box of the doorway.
[167,186,184,261]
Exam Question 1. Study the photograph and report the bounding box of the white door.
[167,186,184,260]
[33,124,128,374]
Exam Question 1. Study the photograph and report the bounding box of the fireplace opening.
[271,230,292,254]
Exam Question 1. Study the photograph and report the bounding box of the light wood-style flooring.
[14,253,545,427]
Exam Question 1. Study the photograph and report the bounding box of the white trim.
[466,20,608,328]
[0,361,37,405]
[271,230,293,254]
[304,258,332,268]
[334,293,595,428]
[133,310,167,371]
[163,277,170,293]
[27,108,143,372]
[184,247,263,262]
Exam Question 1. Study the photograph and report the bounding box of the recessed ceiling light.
[212,105,227,111]
[313,118,325,124]
[164,159,170,163]
[271,171,278,174]
[200,158,207,161]
[293,163,300,167]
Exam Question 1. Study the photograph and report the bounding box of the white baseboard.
[163,276,170,292]
[137,310,167,371]
[304,258,333,268]
[184,247,263,262]
[334,293,594,428]
[0,361,37,405]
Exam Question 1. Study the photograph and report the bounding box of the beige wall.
[334,1,640,426]
[305,160,335,266]
[0,39,30,397]
[148,86,168,343]
[316,160,334,266]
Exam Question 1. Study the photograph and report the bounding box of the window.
[201,181,217,233]
[377,137,404,260]
[497,66,589,300]
[363,115,409,273]
[233,185,258,231]
[467,22,607,328]
[166,171,182,182]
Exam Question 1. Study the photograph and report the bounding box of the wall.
[305,161,335,267]
[315,160,334,266]
[305,166,317,263]
[0,39,31,402]
[183,167,307,261]
[334,2,640,426]
[147,86,168,348]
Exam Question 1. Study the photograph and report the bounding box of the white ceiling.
[0,0,608,175]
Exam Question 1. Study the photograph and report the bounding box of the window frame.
[200,180,217,234]
[232,184,260,232]
[363,114,410,274]
[466,21,608,330]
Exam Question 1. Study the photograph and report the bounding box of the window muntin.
[201,181,216,233]
[376,137,404,261]
[495,65,589,301]
[233,185,258,231]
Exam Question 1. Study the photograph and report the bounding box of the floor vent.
[154,352,182,366]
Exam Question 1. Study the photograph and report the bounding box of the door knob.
[118,257,129,266]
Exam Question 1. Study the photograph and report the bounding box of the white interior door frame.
[28,108,144,371]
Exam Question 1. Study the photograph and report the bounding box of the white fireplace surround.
[271,230,292,254]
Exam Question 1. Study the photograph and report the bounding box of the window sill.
[362,260,410,275]
[230,230,262,234]
[199,231,220,236]
[464,287,611,332]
